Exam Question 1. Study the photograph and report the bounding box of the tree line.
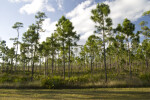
[0,3,150,82]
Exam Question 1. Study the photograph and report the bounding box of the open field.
[0,88,150,100]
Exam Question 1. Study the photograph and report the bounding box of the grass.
[0,88,150,100]
[0,68,150,89]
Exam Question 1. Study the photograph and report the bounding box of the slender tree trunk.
[2,55,5,72]
[68,44,71,78]
[31,45,36,81]
[44,57,47,77]
[110,57,111,69]
[126,54,128,69]
[31,61,34,81]
[55,59,57,73]
[91,54,92,73]
[47,57,48,76]
[84,55,86,69]
[104,45,107,82]
[51,40,54,75]
[128,40,132,79]
[6,62,9,72]
[96,61,97,69]
[15,29,19,72]
[117,55,119,73]
[87,60,88,68]
[52,53,54,75]
[31,56,35,81]
[58,56,60,75]
[93,53,95,71]
[27,62,29,72]
[146,52,148,68]
[63,42,65,79]
[11,58,13,73]
[40,57,41,74]
[71,62,73,75]
[103,20,107,83]
[23,61,25,73]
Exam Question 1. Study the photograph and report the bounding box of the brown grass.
[0,88,150,100]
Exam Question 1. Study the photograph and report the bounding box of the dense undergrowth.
[0,67,150,89]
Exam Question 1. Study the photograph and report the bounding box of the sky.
[0,0,150,47]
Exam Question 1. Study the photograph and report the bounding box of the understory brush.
[0,68,150,89]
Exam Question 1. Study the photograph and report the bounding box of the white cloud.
[9,0,32,2]
[66,0,95,45]
[105,0,150,27]
[9,0,65,13]
[67,0,93,18]
[9,0,55,14]
[20,0,55,14]
[40,18,57,42]
[56,0,63,10]
[66,0,150,45]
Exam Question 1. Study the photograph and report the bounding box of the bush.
[0,76,14,83]
[78,75,89,83]
[65,75,89,87]
[20,77,30,83]
[139,73,150,82]
[41,76,64,89]
[0,73,16,83]
[33,75,42,80]
[0,73,30,83]
[66,76,78,85]
[41,75,90,89]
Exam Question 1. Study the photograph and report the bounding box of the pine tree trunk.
[55,59,57,73]
[128,40,132,79]
[93,53,95,71]
[47,57,48,76]
[23,61,25,73]
[52,54,54,75]
[110,57,111,69]
[103,21,107,83]
[27,62,29,72]
[31,45,36,81]
[84,55,86,69]
[63,42,65,79]
[15,29,19,72]
[2,56,5,72]
[44,57,47,77]
[146,52,148,68]
[31,61,34,81]
[40,57,41,74]
[117,55,119,73]
[11,58,13,73]
[68,44,71,78]
[91,55,92,73]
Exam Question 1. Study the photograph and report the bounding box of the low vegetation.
[0,88,150,100]
[0,68,149,89]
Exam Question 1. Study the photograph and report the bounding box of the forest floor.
[0,88,150,100]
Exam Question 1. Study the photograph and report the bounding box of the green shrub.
[41,76,64,89]
[78,75,89,83]
[0,74,16,83]
[0,73,30,83]
[0,76,14,83]
[139,73,150,82]
[20,77,29,83]
[65,75,89,86]
[33,75,42,80]
[66,76,78,85]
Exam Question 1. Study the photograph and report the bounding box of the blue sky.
[0,0,150,47]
